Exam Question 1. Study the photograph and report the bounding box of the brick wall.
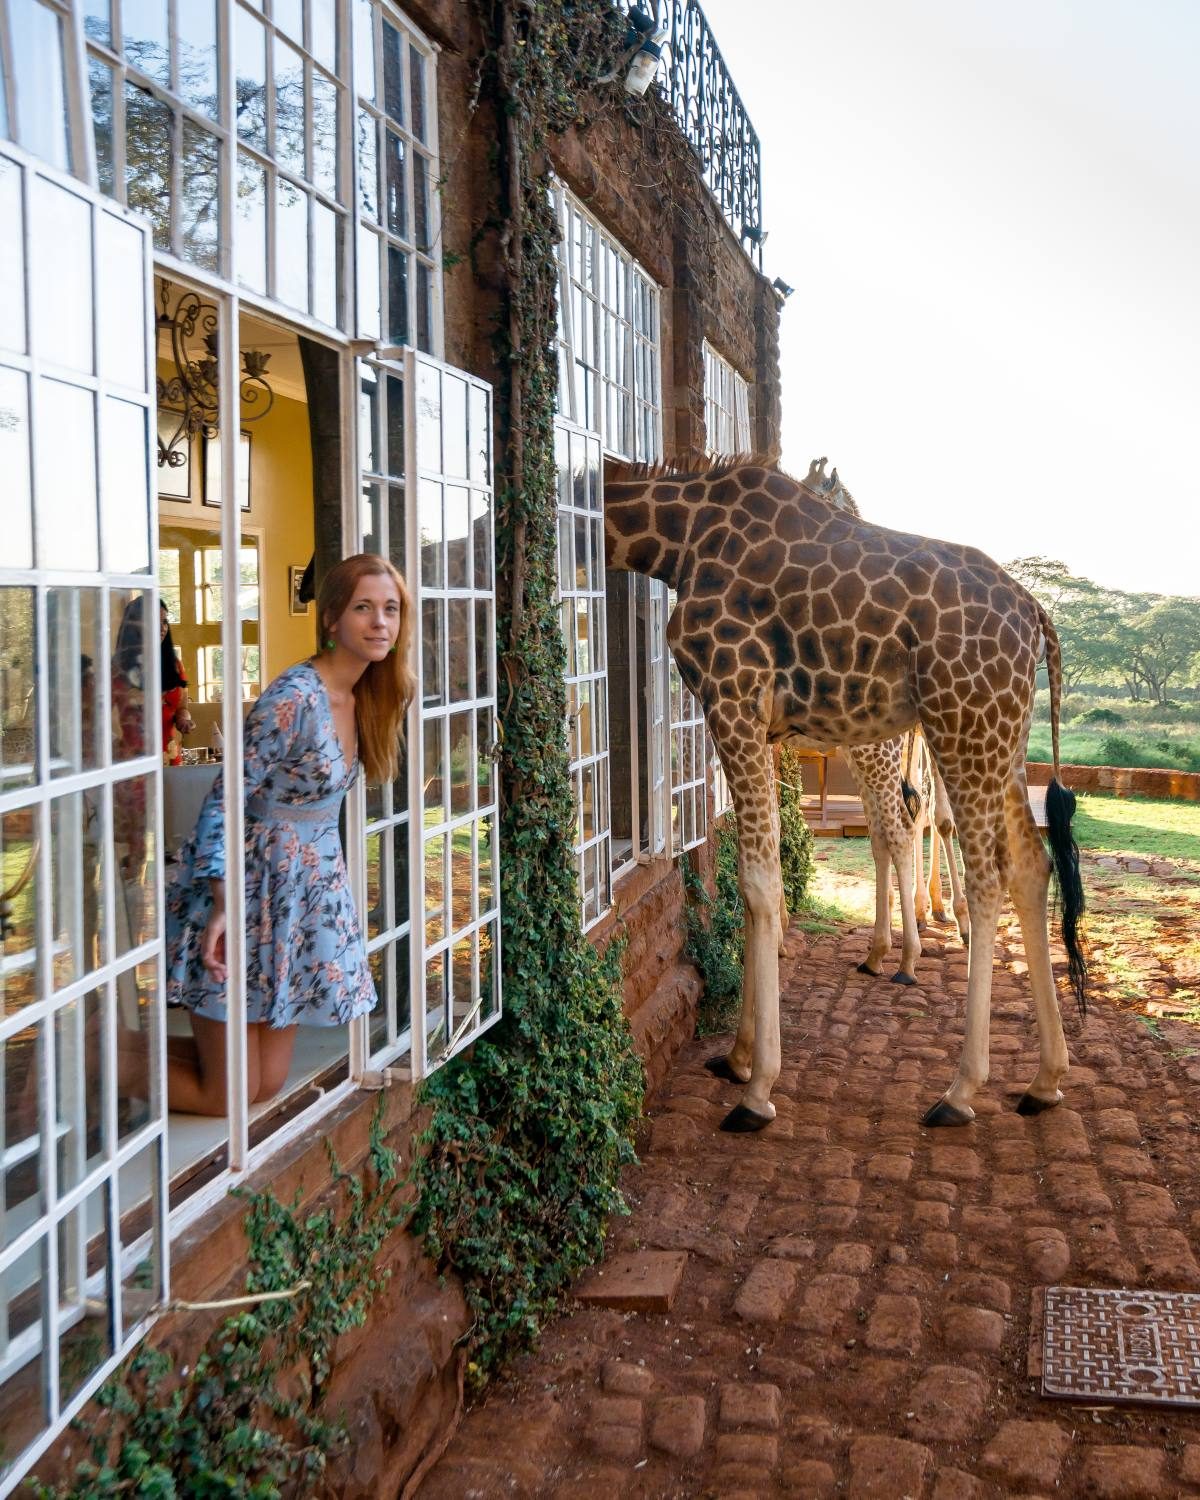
[1026,761,1200,802]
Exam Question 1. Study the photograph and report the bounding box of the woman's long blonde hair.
[317,554,416,785]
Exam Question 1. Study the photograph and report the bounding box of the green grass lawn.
[1073,792,1200,869]
[1026,723,1200,771]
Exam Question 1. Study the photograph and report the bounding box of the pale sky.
[696,0,1200,597]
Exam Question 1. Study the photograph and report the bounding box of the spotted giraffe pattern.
[605,454,1080,1131]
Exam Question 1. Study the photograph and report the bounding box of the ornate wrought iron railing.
[619,0,764,266]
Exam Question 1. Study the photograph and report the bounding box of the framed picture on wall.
[289,564,310,616]
[202,431,252,511]
[157,412,192,500]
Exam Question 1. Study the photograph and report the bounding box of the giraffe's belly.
[769,701,918,751]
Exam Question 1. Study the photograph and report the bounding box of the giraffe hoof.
[856,962,882,977]
[916,919,927,933]
[719,1103,774,1133]
[920,1098,975,1128]
[1016,1090,1062,1116]
[704,1054,748,1085]
[890,971,919,987]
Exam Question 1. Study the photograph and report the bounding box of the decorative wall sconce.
[155,281,275,473]
[624,8,669,96]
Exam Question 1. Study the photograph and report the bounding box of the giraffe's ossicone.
[604,455,1086,1132]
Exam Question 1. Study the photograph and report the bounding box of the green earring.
[324,638,334,650]
[388,644,397,655]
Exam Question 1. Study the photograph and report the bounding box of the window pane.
[356,223,381,338]
[32,178,93,376]
[54,990,106,1197]
[273,38,306,179]
[37,380,99,572]
[180,118,221,271]
[57,1184,115,1403]
[0,159,25,356]
[0,589,37,790]
[382,21,403,124]
[276,179,310,312]
[124,84,172,250]
[101,397,151,575]
[416,262,432,353]
[114,775,157,952]
[312,199,338,326]
[421,597,443,706]
[50,792,106,988]
[0,805,40,1012]
[419,479,442,586]
[387,243,409,346]
[413,152,430,250]
[97,213,146,392]
[0,367,33,568]
[384,129,406,237]
[424,833,445,946]
[177,0,218,116]
[448,710,471,818]
[11,0,72,171]
[357,109,378,219]
[234,6,268,150]
[89,57,116,195]
[312,74,338,197]
[275,0,303,44]
[409,47,426,141]
[83,0,111,45]
[354,0,375,104]
[235,152,268,294]
[312,0,336,72]
[385,373,404,477]
[447,598,469,701]
[122,0,170,85]
[445,486,468,589]
[47,587,103,779]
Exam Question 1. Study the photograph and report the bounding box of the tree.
[1122,597,1200,706]
[1005,556,1124,691]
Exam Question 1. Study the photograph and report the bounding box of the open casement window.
[667,593,707,855]
[554,419,612,929]
[703,341,751,456]
[362,350,500,1079]
[0,144,167,1495]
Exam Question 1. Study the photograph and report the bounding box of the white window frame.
[703,339,751,456]
[553,181,669,900]
[0,141,167,1498]
[667,592,707,856]
[554,418,611,930]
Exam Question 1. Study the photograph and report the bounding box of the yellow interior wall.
[156,378,316,746]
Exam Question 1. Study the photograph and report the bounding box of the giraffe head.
[804,456,860,517]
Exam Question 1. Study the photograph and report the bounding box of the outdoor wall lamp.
[772,278,794,299]
[624,8,669,96]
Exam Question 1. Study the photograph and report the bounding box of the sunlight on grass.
[1074,792,1200,870]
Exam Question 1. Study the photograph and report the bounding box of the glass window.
[8,0,72,172]
[704,340,751,456]
[355,3,439,353]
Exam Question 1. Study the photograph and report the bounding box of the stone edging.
[1026,761,1200,802]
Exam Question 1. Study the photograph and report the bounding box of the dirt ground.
[419,833,1200,1498]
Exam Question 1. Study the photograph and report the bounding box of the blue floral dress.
[165,661,376,1027]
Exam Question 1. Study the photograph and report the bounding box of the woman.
[159,554,415,1115]
[159,602,193,765]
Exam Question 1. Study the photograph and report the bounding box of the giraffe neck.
[603,475,699,587]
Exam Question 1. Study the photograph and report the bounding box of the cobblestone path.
[420,922,1200,1498]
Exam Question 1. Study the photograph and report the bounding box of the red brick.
[848,1435,933,1499]
[1045,1162,1113,1213]
[826,1241,873,1273]
[648,1394,706,1458]
[920,1230,959,1267]
[1079,1445,1165,1499]
[1023,1226,1071,1281]
[766,1234,816,1261]
[735,1258,799,1322]
[931,1468,986,1500]
[915,1179,958,1203]
[574,1250,687,1313]
[587,1423,642,1461]
[1095,1108,1142,1144]
[1182,1445,1200,1484]
[943,1305,1006,1353]
[948,1272,1012,1314]
[1030,1107,1091,1159]
[981,1420,1072,1487]
[914,1199,952,1229]
[781,1460,835,1494]
[600,1360,656,1397]
[905,1365,989,1442]
[1119,1181,1176,1224]
[867,1153,913,1182]
[928,1145,981,1180]
[866,1294,922,1353]
[714,1432,779,1467]
[719,1381,782,1430]
[1130,1226,1200,1285]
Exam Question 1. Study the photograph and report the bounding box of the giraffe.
[604,454,1086,1132]
[788,461,962,984]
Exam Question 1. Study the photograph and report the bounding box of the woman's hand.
[175,709,194,735]
[201,909,227,982]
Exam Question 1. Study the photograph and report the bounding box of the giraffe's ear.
[806,456,827,484]
[830,467,840,488]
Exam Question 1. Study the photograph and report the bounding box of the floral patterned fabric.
[165,662,376,1028]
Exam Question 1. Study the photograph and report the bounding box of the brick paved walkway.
[420,921,1200,1498]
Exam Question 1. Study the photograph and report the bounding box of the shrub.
[1100,733,1140,766]
[778,746,816,915]
[1080,707,1125,727]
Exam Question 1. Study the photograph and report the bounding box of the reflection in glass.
[361,480,381,555]
[387,484,406,577]
[57,1185,114,1404]
[0,1240,47,1459]
[234,6,268,150]
[118,958,158,1140]
[357,223,381,338]
[97,214,147,392]
[177,0,218,116]
[50,792,105,990]
[357,108,378,219]
[424,834,445,947]
[451,934,474,1017]
[312,0,336,71]
[110,590,153,764]
[0,161,25,357]
[89,57,115,195]
[386,368,404,472]
[123,0,169,83]
[469,384,489,483]
[312,199,339,327]
[180,119,221,271]
[47,588,102,779]
[448,710,471,817]
[369,946,387,1052]
[447,599,470,703]
[0,368,32,568]
[354,0,375,104]
[382,21,403,123]
[416,262,433,354]
[113,774,157,953]
[391,814,409,927]
[83,0,111,45]
[425,952,446,1062]
[274,38,306,179]
[410,47,426,141]
[387,244,409,347]
[32,178,93,376]
[0,805,39,1015]
[124,83,172,249]
[474,601,491,702]
[277,179,310,312]
[359,365,380,474]
[55,989,106,1197]
[38,380,99,572]
[416,360,440,467]
[445,488,469,589]
[384,130,406,237]
[442,376,467,478]
[11,0,71,170]
[413,153,430,251]
[422,599,444,707]
[476,710,494,809]
[275,0,303,43]
[312,74,338,196]
[236,152,268,294]
[419,479,442,586]
[423,716,444,821]
[478,815,495,912]
[118,1138,162,1331]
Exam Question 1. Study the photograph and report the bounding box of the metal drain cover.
[1043,1286,1200,1407]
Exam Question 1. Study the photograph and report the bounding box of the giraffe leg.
[939,816,970,946]
[913,817,929,932]
[1003,776,1069,1112]
[927,818,948,922]
[857,821,893,976]
[921,784,1005,1126]
[888,818,922,985]
[719,733,782,1132]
